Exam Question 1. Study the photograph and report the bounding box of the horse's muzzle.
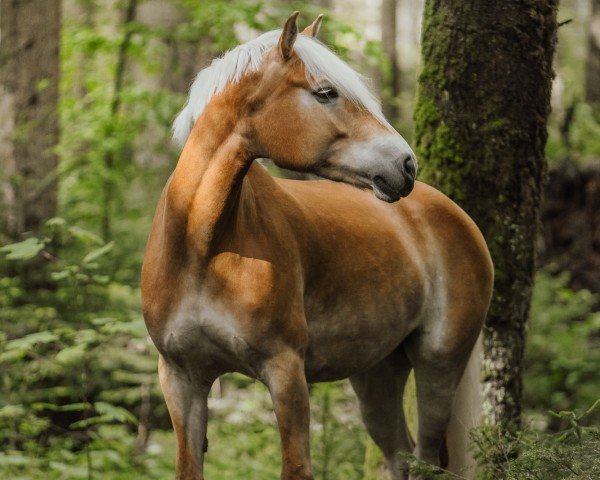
[372,154,416,202]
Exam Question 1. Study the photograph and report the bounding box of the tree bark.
[413,1,558,428]
[0,0,61,239]
[381,0,400,122]
[586,0,600,105]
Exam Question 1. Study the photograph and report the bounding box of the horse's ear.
[302,14,323,38]
[279,11,300,60]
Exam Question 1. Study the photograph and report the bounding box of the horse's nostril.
[403,155,416,179]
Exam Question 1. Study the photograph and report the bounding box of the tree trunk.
[586,0,600,105]
[381,0,400,122]
[0,0,61,239]
[413,1,558,428]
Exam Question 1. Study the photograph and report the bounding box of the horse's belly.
[303,304,416,382]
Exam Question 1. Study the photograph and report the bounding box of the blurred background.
[0,0,598,478]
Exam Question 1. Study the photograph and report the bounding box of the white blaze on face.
[318,132,418,202]
[341,134,417,175]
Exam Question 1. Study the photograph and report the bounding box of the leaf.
[82,241,114,264]
[100,318,146,336]
[584,399,600,417]
[92,274,110,284]
[0,237,44,260]
[70,402,137,429]
[91,317,116,326]
[44,217,67,228]
[0,404,26,418]
[0,331,59,362]
[55,343,87,365]
[32,402,90,412]
[68,226,103,245]
[0,452,37,467]
[94,401,137,424]
[51,269,71,281]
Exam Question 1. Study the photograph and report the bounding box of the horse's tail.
[446,335,483,479]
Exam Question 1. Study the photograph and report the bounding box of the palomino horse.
[141,12,493,480]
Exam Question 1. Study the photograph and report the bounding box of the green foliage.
[0,218,162,478]
[546,102,600,163]
[524,269,600,429]
[471,403,600,480]
[544,2,600,164]
[310,382,367,479]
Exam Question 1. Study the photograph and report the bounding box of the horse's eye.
[312,87,338,103]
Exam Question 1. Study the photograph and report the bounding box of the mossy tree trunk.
[413,1,558,428]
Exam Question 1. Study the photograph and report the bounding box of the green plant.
[524,269,600,430]
[471,402,600,480]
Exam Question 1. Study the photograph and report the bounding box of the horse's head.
[174,12,417,202]
[251,12,417,201]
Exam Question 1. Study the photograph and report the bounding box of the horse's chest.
[159,293,261,378]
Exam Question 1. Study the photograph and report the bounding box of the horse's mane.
[172,29,390,148]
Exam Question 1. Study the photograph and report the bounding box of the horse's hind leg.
[405,330,477,472]
[350,347,414,480]
[159,355,211,480]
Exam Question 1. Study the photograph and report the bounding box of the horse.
[141,12,493,480]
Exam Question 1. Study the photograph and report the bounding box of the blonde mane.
[172,29,391,148]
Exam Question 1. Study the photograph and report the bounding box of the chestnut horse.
[141,12,493,480]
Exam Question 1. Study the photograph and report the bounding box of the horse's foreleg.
[159,355,210,480]
[263,351,313,480]
[350,347,414,480]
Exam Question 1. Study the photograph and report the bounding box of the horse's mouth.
[315,164,411,203]
[372,175,402,203]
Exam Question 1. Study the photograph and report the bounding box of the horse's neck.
[165,120,266,259]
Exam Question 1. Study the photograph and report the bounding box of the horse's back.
[278,177,492,287]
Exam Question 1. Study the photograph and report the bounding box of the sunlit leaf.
[32,402,90,412]
[68,226,104,245]
[51,270,71,281]
[0,237,44,260]
[82,241,114,264]
[55,343,87,365]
